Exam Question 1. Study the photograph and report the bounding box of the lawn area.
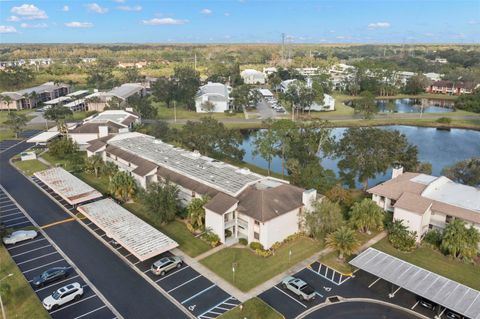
[67,111,97,122]
[219,297,283,319]
[0,245,50,319]
[154,102,245,120]
[75,171,110,194]
[40,151,70,168]
[124,202,211,258]
[201,237,323,292]
[373,238,480,290]
[13,159,49,176]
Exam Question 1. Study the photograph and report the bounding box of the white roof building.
[195,82,231,113]
[240,69,266,84]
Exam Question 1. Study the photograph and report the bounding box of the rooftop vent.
[236,168,251,175]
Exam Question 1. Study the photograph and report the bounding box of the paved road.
[303,301,420,319]
[0,141,189,319]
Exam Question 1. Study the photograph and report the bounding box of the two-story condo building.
[86,132,318,248]
[368,166,480,241]
[195,82,232,113]
[85,83,147,112]
[0,82,70,110]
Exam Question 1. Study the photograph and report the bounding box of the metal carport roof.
[77,198,178,261]
[349,248,480,319]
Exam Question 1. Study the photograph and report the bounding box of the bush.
[186,222,195,233]
[423,229,443,248]
[249,242,264,251]
[238,238,248,246]
[201,230,220,247]
[436,117,452,124]
[255,248,273,257]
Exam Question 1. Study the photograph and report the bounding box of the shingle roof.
[86,135,115,153]
[367,172,426,200]
[204,193,238,214]
[394,192,432,214]
[69,122,124,134]
[236,183,304,222]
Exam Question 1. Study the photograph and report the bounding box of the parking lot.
[260,260,453,319]
[0,186,117,319]
[32,175,242,319]
[0,140,22,152]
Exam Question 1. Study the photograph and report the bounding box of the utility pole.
[194,53,197,71]
[173,100,177,123]
[281,33,286,64]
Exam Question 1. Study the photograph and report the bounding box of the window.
[390,199,396,206]
[254,232,260,240]
[254,220,260,226]
[445,215,453,224]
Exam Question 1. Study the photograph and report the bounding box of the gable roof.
[394,192,432,214]
[69,121,124,134]
[204,193,238,215]
[367,172,426,200]
[86,135,115,153]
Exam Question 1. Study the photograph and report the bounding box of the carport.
[34,167,102,206]
[77,198,178,261]
[350,248,480,319]
[26,131,61,145]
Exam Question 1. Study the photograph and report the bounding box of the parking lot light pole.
[232,264,236,284]
[0,273,13,319]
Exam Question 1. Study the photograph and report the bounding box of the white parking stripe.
[23,259,66,274]
[181,284,215,304]
[3,216,28,223]
[8,237,47,249]
[368,277,381,288]
[143,269,151,274]
[167,275,202,293]
[273,286,307,308]
[155,266,190,283]
[35,275,80,292]
[1,211,23,218]
[0,207,20,213]
[197,296,235,319]
[0,203,16,209]
[17,252,58,265]
[72,305,107,319]
[49,295,97,314]
[411,301,419,309]
[5,220,31,227]
[124,253,132,258]
[11,244,52,257]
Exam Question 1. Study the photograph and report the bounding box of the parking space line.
[11,244,52,257]
[3,216,27,223]
[143,269,151,274]
[155,266,190,282]
[133,261,141,265]
[181,284,215,304]
[1,211,23,218]
[167,274,202,293]
[72,305,107,319]
[17,252,58,265]
[1,207,20,213]
[7,237,46,249]
[124,253,132,258]
[23,259,65,273]
[41,217,75,229]
[411,301,419,309]
[5,220,31,227]
[198,296,235,318]
[35,275,80,292]
[0,203,16,209]
[389,286,402,298]
[273,286,307,308]
[368,277,381,288]
[49,295,97,314]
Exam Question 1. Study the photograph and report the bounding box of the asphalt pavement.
[303,301,420,319]
[0,141,189,319]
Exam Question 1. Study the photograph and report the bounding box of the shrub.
[201,230,220,247]
[436,117,452,124]
[387,220,417,252]
[249,242,264,251]
[255,248,273,257]
[423,229,443,248]
[238,238,248,246]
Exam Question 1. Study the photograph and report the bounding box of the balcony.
[224,219,235,229]
[237,218,248,230]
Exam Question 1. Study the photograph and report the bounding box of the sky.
[0,0,479,44]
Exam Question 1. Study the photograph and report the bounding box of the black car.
[445,310,463,319]
[32,267,70,288]
[417,297,436,311]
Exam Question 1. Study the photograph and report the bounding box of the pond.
[375,98,454,113]
[241,126,480,188]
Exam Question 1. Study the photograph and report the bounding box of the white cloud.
[142,18,188,25]
[62,5,69,12]
[11,4,48,20]
[468,19,479,25]
[65,21,94,28]
[200,9,212,15]
[20,22,48,28]
[113,0,125,2]
[224,12,230,17]
[368,22,390,29]
[86,3,108,14]
[7,16,20,22]
[117,5,142,11]
[0,25,17,33]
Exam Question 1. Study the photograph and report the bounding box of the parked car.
[2,230,37,245]
[445,310,463,319]
[417,297,436,310]
[32,267,70,288]
[281,276,316,301]
[151,256,183,276]
[42,282,83,311]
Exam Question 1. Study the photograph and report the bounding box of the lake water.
[375,98,454,113]
[241,126,480,188]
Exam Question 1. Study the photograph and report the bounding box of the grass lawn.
[75,172,110,194]
[13,159,49,176]
[219,297,283,319]
[124,202,211,258]
[67,111,97,122]
[154,102,245,121]
[41,151,70,168]
[201,237,323,292]
[373,238,480,290]
[0,246,49,319]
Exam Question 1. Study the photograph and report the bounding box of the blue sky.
[0,0,479,43]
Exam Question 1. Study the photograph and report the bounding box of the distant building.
[0,82,70,111]
[118,61,148,69]
[279,79,335,111]
[423,72,443,82]
[240,69,266,84]
[195,82,232,113]
[81,58,96,63]
[434,57,448,64]
[425,80,476,95]
[295,67,320,77]
[368,166,480,242]
[395,71,416,86]
[86,132,320,248]
[263,67,277,76]
[328,63,356,90]
[85,83,147,112]
[29,58,52,66]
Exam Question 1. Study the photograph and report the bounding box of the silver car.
[3,230,38,245]
[151,256,183,276]
[282,276,316,301]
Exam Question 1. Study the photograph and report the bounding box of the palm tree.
[1,95,14,113]
[85,154,104,177]
[440,219,480,260]
[109,171,137,202]
[349,199,385,234]
[102,161,118,180]
[326,226,359,261]
[4,113,28,138]
[187,196,210,230]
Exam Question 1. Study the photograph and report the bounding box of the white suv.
[2,230,37,245]
[43,282,84,311]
